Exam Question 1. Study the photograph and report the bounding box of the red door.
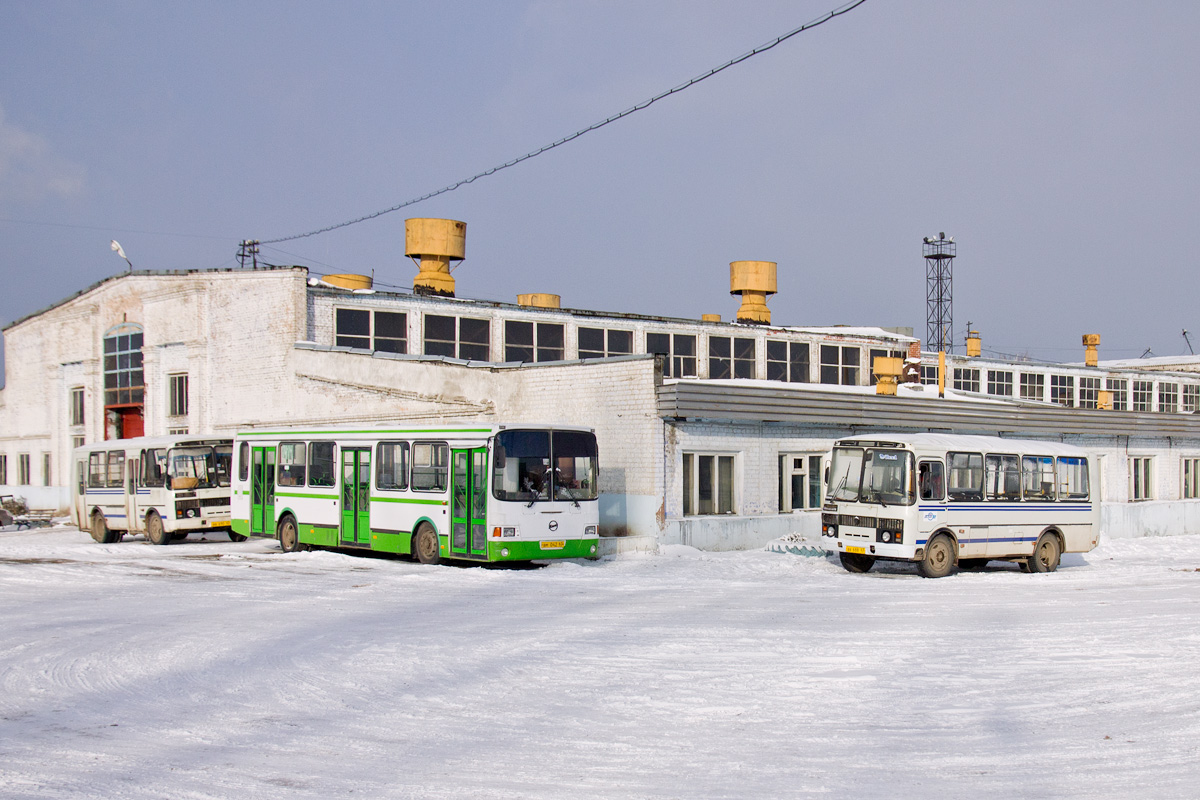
[122,409,144,439]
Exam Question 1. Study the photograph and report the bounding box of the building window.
[709,337,756,379]
[1107,378,1128,411]
[1184,385,1200,414]
[103,323,144,407]
[920,365,939,385]
[820,345,860,385]
[72,436,85,451]
[1132,380,1153,412]
[766,341,809,383]
[168,373,189,417]
[1050,375,1075,407]
[682,453,735,515]
[1183,458,1200,499]
[42,453,51,486]
[779,454,823,512]
[868,349,904,386]
[987,370,1013,397]
[1158,383,1179,413]
[0,455,6,485]
[423,315,490,361]
[1020,373,1044,401]
[578,327,633,359]
[167,427,189,435]
[1130,456,1154,500]
[335,309,407,353]
[1079,377,1100,409]
[953,368,981,393]
[504,321,564,362]
[70,387,85,426]
[646,333,697,378]
[18,453,31,486]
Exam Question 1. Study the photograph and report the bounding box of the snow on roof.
[1096,355,1200,370]
[774,326,917,342]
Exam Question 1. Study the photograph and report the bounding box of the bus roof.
[73,435,232,455]
[232,422,595,439]
[833,432,1091,457]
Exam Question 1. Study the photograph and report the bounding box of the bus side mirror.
[824,467,829,484]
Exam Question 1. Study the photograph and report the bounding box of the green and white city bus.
[822,433,1100,578]
[230,423,600,563]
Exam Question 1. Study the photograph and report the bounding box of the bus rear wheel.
[145,511,171,546]
[414,524,442,566]
[228,530,248,542]
[839,552,875,573]
[918,534,955,579]
[1028,533,1061,573]
[91,512,118,544]
[278,515,303,553]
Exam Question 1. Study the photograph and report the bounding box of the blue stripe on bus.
[916,536,1036,546]
[918,505,1091,512]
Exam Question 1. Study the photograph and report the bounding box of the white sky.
[2,1,1199,370]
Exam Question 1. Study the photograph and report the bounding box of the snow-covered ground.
[2,527,1198,799]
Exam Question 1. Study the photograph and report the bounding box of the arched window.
[103,323,144,407]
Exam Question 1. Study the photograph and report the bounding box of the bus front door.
[250,446,276,536]
[340,448,371,546]
[450,448,488,559]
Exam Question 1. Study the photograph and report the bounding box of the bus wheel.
[278,515,302,553]
[90,512,113,544]
[228,530,248,542]
[414,524,442,566]
[918,534,955,579]
[1029,534,1061,573]
[839,552,875,573]
[145,512,171,546]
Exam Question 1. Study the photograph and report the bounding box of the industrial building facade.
[5,261,1200,551]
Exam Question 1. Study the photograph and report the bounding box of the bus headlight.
[876,518,903,545]
[500,548,510,557]
[585,525,598,537]
[821,513,838,537]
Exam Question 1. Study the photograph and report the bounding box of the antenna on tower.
[924,233,955,352]
[238,240,260,269]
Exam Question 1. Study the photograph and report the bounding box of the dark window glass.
[309,442,336,487]
[790,343,809,383]
[505,320,535,362]
[458,318,490,361]
[646,332,670,356]
[820,345,839,384]
[375,312,407,354]
[239,442,249,481]
[733,337,755,379]
[767,340,787,382]
[578,327,604,358]
[607,330,632,355]
[412,442,449,491]
[424,315,457,357]
[336,308,370,348]
[673,334,696,378]
[709,337,732,380]
[376,441,409,490]
[536,323,564,362]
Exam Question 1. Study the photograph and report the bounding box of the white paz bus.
[822,433,1100,577]
[230,423,600,564]
[73,435,237,544]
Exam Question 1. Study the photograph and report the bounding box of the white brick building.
[4,265,1200,549]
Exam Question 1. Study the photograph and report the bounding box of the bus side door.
[340,447,371,546]
[250,446,276,536]
[450,447,488,559]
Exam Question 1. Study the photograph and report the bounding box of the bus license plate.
[846,546,866,554]
[540,540,565,550]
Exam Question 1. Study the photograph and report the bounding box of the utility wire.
[260,0,869,245]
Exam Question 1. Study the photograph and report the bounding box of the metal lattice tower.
[924,233,955,352]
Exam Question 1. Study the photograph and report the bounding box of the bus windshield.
[492,429,599,503]
[828,446,915,506]
[168,446,218,490]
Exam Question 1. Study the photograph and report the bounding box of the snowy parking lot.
[1,526,1198,799]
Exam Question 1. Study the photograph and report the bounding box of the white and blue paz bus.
[822,433,1100,577]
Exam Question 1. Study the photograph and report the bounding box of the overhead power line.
[260,0,869,245]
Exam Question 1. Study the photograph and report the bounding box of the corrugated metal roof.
[657,380,1200,438]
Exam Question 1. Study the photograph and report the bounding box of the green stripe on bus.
[370,496,447,506]
[237,428,493,437]
[275,491,338,500]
